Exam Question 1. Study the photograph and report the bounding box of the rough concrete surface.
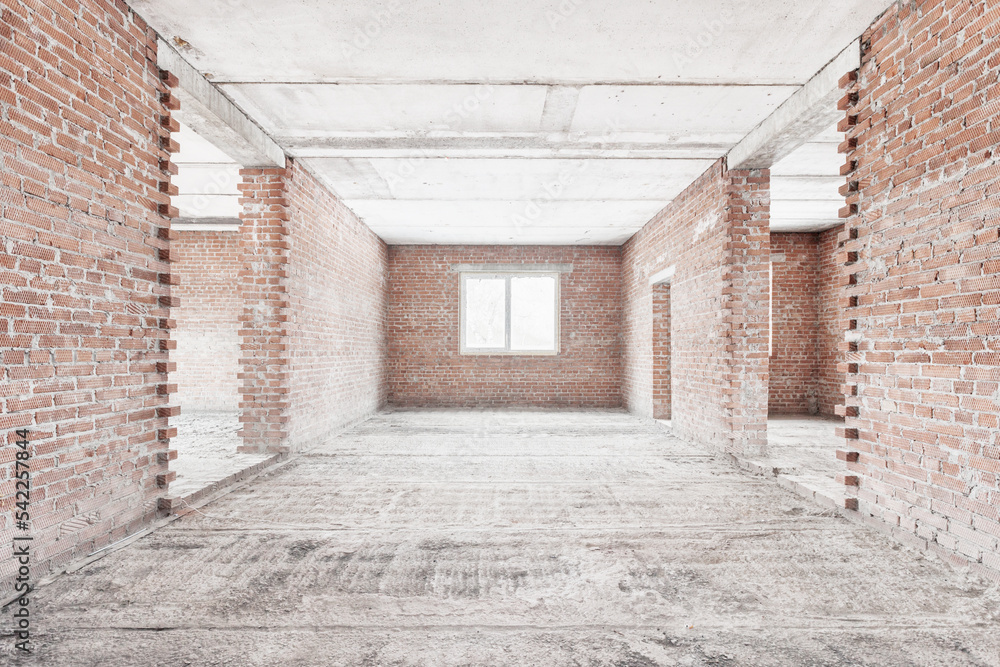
[126,0,894,244]
[5,410,999,666]
[767,416,844,477]
[169,411,272,499]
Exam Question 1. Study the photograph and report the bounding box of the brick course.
[387,246,621,408]
[172,231,240,412]
[0,0,173,593]
[215,162,390,454]
[841,0,1000,578]
[5,0,998,591]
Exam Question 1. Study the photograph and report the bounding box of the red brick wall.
[816,226,845,416]
[237,169,290,451]
[622,160,770,456]
[387,246,621,408]
[236,162,388,452]
[769,231,846,416]
[285,162,388,447]
[0,0,173,593]
[652,284,671,419]
[841,0,1000,578]
[172,231,240,412]
[770,233,820,414]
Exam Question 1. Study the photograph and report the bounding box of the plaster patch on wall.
[692,212,720,242]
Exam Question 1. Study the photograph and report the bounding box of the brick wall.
[769,231,846,416]
[652,284,671,419]
[237,169,290,451]
[816,226,845,416]
[840,0,1000,579]
[387,246,621,408]
[0,0,173,593]
[622,160,770,456]
[172,231,240,412]
[770,233,820,414]
[285,161,388,448]
[201,162,388,454]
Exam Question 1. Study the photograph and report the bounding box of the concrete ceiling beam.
[726,40,860,170]
[157,40,286,168]
[538,86,582,133]
[280,136,734,160]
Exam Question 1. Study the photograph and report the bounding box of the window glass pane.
[510,276,556,351]
[464,277,506,348]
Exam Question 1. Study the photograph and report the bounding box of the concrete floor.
[169,411,276,502]
[767,416,844,479]
[9,410,1000,665]
[764,416,849,509]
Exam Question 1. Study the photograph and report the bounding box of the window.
[460,273,559,355]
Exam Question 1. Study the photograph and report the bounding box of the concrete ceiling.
[771,124,845,233]
[131,0,893,244]
[172,122,242,221]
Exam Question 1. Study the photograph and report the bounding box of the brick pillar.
[652,283,672,420]
[723,168,770,457]
[237,168,291,453]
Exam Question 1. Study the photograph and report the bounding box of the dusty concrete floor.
[7,410,1000,666]
[169,411,272,499]
[762,416,849,507]
[767,416,844,479]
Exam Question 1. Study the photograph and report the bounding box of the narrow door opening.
[652,282,672,421]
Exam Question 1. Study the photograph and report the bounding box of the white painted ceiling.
[131,0,893,244]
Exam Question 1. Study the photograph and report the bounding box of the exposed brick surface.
[172,231,240,412]
[769,230,845,416]
[652,284,671,420]
[0,0,172,593]
[770,233,820,414]
[202,162,388,454]
[237,169,290,452]
[622,161,769,456]
[724,171,771,455]
[387,246,621,408]
[285,162,388,448]
[816,226,845,416]
[842,0,1000,577]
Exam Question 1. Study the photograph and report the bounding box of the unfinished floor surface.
[169,412,269,495]
[11,411,1000,666]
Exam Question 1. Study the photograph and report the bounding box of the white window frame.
[459,271,561,356]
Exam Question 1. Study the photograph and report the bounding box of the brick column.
[237,168,291,452]
[723,168,771,457]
